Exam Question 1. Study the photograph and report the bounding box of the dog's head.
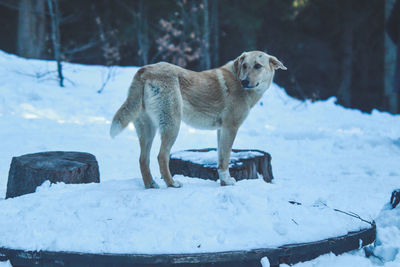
[233,51,286,89]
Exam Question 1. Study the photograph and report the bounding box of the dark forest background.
[0,0,399,113]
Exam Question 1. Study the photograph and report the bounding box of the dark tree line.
[0,0,399,113]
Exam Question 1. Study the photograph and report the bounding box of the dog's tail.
[110,72,143,138]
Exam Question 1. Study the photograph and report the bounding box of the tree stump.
[6,151,100,199]
[169,148,273,183]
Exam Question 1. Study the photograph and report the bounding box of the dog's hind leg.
[157,86,182,188]
[158,123,182,188]
[144,77,182,188]
[134,114,158,189]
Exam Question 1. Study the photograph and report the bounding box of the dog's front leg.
[217,126,238,186]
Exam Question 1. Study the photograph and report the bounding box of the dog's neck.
[222,61,272,108]
[246,87,267,108]
[222,60,237,80]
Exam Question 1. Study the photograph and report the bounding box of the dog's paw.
[218,169,236,186]
[169,180,183,188]
[220,177,236,186]
[145,180,160,189]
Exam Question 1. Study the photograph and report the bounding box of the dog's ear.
[233,52,247,79]
[269,56,287,71]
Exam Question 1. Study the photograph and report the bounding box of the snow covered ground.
[0,50,399,265]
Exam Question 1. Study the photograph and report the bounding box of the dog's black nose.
[241,79,249,88]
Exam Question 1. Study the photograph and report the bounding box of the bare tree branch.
[63,40,100,55]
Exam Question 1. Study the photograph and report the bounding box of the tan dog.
[110,51,286,188]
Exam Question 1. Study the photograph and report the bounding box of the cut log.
[169,148,273,183]
[6,151,100,199]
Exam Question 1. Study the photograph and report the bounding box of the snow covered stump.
[6,151,100,199]
[169,148,273,183]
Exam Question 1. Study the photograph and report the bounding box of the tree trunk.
[47,0,64,87]
[202,0,211,70]
[179,0,190,67]
[384,0,398,113]
[17,0,46,59]
[210,0,219,68]
[137,0,149,65]
[337,1,353,107]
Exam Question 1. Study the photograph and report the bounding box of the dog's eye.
[254,63,262,70]
[243,63,247,69]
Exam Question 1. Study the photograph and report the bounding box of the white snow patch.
[172,149,263,168]
[288,252,377,267]
[0,178,370,254]
[0,261,11,267]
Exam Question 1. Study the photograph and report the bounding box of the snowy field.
[0,50,399,266]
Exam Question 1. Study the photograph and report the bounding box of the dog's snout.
[241,79,249,88]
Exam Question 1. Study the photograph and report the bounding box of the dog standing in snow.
[110,51,286,188]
